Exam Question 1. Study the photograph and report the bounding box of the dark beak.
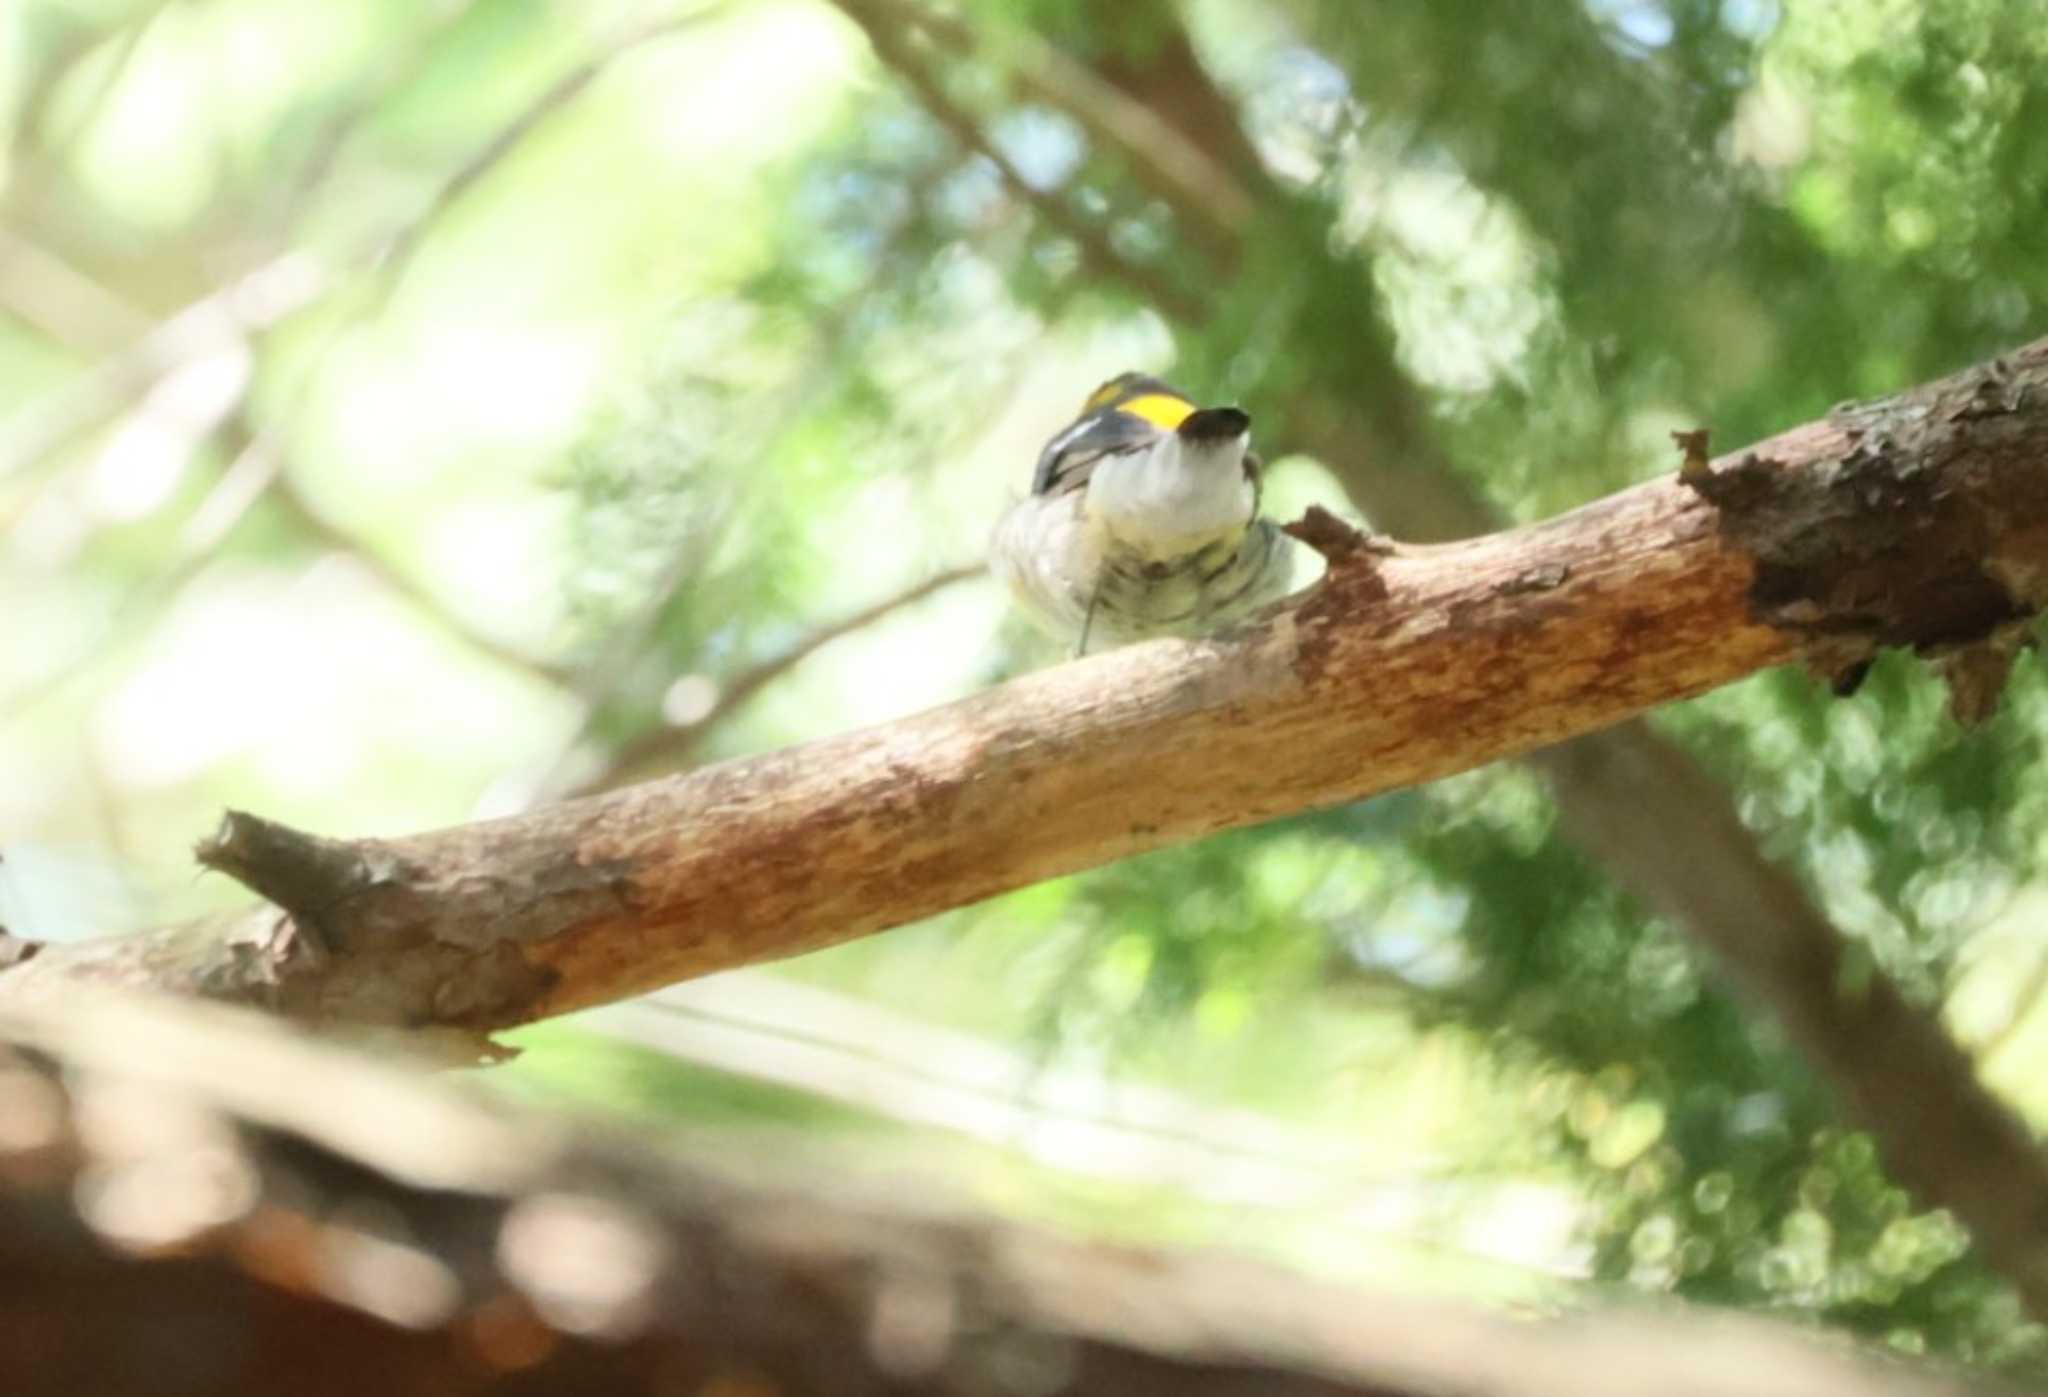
[1176,406,1251,443]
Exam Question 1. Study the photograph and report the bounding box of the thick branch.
[883,4,2048,1324]
[1,344,2040,1014]
[0,989,2014,1397]
[9,342,2048,1302]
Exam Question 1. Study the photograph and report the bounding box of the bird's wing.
[1031,410,1162,496]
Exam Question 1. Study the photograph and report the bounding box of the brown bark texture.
[7,341,2047,1023]
[0,989,2018,1397]
[6,341,2048,1300]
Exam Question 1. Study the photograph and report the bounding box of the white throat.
[1083,431,1254,560]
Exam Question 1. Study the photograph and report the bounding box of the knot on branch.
[190,809,605,1027]
[196,811,401,955]
[1672,430,1782,514]
[1671,428,1713,487]
[0,929,40,970]
[1285,507,1396,618]
[1946,356,2029,423]
[1283,505,1387,564]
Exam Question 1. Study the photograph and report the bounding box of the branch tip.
[1284,505,1385,563]
[1672,428,1713,487]
[0,929,41,969]
[195,810,366,937]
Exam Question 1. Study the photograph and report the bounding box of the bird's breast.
[1083,438,1255,561]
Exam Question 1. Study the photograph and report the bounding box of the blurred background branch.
[568,559,983,797]
[0,989,2012,1397]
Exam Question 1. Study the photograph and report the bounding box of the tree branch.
[0,227,151,349]
[839,1,2048,1324]
[0,252,328,485]
[264,466,576,688]
[371,12,713,288]
[866,2,1254,253]
[0,988,2017,1397]
[573,563,986,795]
[829,0,1202,322]
[9,340,2048,1299]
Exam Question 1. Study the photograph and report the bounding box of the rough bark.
[7,342,2048,1303]
[0,343,2038,1017]
[0,989,2018,1397]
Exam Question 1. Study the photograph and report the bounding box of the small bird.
[991,372,1295,654]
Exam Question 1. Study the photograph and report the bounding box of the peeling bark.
[1683,355,2048,707]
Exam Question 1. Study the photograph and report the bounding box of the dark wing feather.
[1243,448,1264,514]
[1031,410,1163,496]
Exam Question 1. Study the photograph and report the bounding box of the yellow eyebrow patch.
[1115,393,1196,429]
